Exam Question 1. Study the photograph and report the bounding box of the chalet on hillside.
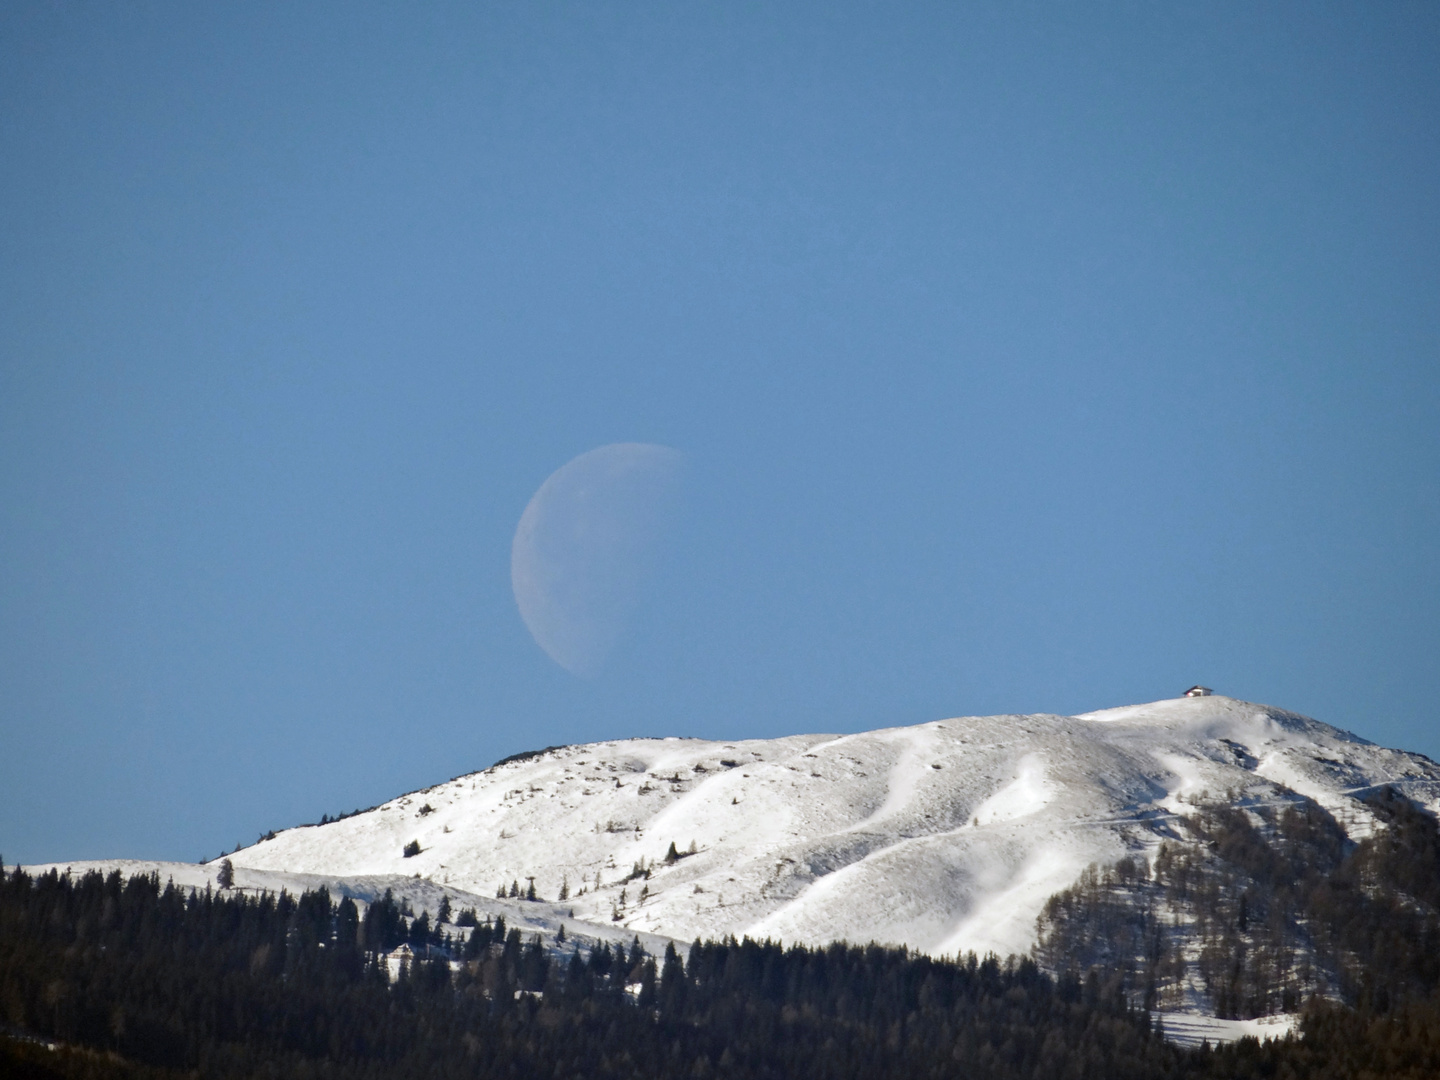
[1184,685,1213,698]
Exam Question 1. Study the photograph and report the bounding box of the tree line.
[4,784,1440,1079]
[1,858,1183,1079]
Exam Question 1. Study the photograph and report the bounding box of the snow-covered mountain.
[198,694,1439,961]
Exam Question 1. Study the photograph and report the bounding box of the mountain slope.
[225,694,1440,960]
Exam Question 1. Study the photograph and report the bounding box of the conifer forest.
[3,787,1440,1078]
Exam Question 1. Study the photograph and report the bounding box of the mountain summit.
[226,695,1440,960]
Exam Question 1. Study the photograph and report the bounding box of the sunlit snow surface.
[216,697,1440,954]
[1155,1011,1300,1049]
[27,696,1440,1044]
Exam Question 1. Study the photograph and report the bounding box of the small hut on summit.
[1184,685,1213,698]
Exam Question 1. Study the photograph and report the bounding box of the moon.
[511,443,685,677]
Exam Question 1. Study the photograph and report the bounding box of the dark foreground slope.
[4,806,1440,1080]
[3,859,1165,1080]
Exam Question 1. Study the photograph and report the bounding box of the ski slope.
[191,694,1440,960]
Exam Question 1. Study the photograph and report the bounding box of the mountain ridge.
[199,694,1440,961]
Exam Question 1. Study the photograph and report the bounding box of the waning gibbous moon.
[511,443,686,677]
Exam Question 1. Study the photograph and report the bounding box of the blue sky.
[2,3,1437,865]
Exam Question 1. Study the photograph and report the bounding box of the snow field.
[215,695,1440,962]
[27,695,1440,1046]
[1155,1011,1300,1049]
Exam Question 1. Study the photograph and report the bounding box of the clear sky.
[3,3,1437,865]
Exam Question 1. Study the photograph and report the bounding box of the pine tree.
[336,897,359,951]
[216,859,234,890]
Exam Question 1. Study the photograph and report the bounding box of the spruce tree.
[336,897,359,950]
